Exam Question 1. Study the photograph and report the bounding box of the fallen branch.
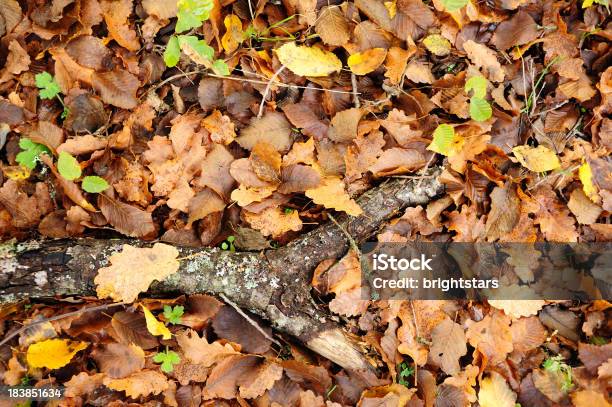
[0,169,443,371]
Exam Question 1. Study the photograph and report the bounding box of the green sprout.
[397,361,415,387]
[15,139,50,170]
[162,0,229,75]
[220,235,236,252]
[163,305,185,325]
[542,355,573,393]
[35,72,69,119]
[153,348,181,373]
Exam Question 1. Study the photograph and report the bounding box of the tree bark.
[0,170,443,371]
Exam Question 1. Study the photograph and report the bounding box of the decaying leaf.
[94,243,179,302]
[103,370,169,399]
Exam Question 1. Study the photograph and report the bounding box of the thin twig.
[218,293,281,347]
[351,73,360,108]
[257,65,286,118]
[0,302,126,348]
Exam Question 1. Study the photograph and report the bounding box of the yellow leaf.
[221,15,244,53]
[4,165,31,180]
[275,42,342,77]
[579,161,599,202]
[384,0,397,18]
[141,304,172,340]
[478,372,517,407]
[347,48,387,75]
[305,176,362,216]
[94,243,180,303]
[423,34,451,56]
[26,339,88,369]
[512,145,560,172]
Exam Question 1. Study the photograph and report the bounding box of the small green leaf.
[469,97,492,122]
[212,59,230,76]
[175,9,202,33]
[82,176,109,193]
[427,124,456,156]
[178,35,214,64]
[440,0,469,11]
[153,350,181,373]
[179,0,214,19]
[57,151,82,180]
[16,139,50,170]
[465,76,488,99]
[164,36,181,67]
[35,72,61,100]
[163,305,184,325]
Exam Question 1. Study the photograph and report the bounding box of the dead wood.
[0,169,443,371]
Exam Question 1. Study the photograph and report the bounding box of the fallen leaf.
[328,108,363,143]
[94,243,179,303]
[404,60,434,84]
[243,207,303,238]
[98,195,156,238]
[463,40,505,82]
[111,311,159,349]
[490,10,539,50]
[348,48,387,75]
[202,109,236,145]
[142,304,172,339]
[0,39,30,84]
[512,145,560,172]
[423,34,451,56]
[236,112,293,152]
[428,318,467,375]
[92,69,140,109]
[64,372,105,398]
[221,14,244,53]
[100,0,140,51]
[177,329,239,367]
[275,42,342,77]
[315,6,350,46]
[488,299,545,318]
[305,176,362,216]
[568,188,602,225]
[91,343,145,378]
[103,370,169,399]
[26,339,88,369]
[384,46,413,85]
[466,312,513,366]
[478,372,517,407]
[571,390,612,407]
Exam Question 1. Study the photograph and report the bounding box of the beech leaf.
[512,145,560,172]
[275,42,342,77]
[27,339,88,369]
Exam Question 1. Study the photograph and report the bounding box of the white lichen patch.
[34,271,48,286]
[0,257,19,274]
